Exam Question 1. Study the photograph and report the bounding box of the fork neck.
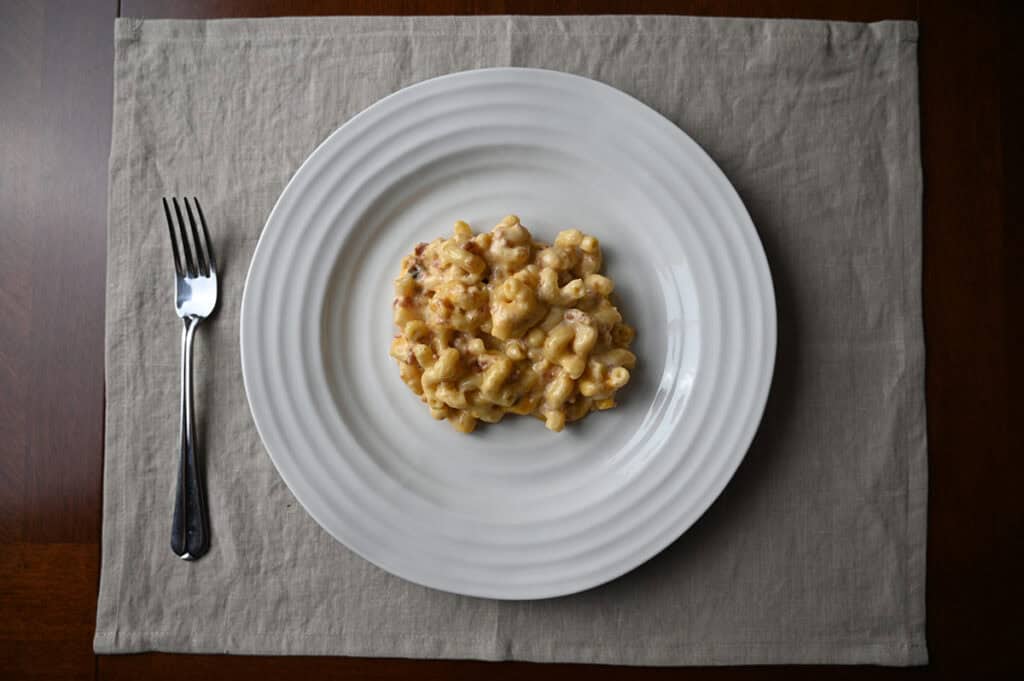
[181,316,201,361]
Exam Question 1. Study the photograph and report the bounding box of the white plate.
[240,68,776,599]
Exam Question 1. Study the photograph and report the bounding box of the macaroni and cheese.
[389,216,636,433]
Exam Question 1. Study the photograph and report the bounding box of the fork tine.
[184,198,210,276]
[191,197,216,275]
[162,197,184,277]
[172,197,197,277]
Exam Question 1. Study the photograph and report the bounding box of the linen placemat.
[95,15,927,665]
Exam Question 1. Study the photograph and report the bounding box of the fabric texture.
[95,15,927,665]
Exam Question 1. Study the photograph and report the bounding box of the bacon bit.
[395,296,413,309]
[463,241,483,256]
[414,242,428,255]
[564,308,586,322]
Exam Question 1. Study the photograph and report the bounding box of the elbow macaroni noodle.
[390,216,637,433]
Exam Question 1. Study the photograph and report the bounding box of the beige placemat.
[95,15,927,665]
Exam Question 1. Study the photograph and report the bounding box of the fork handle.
[171,317,209,560]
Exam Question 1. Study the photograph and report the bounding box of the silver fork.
[162,197,218,560]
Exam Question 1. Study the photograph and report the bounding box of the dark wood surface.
[0,0,1017,678]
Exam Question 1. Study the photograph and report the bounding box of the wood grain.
[918,0,1016,673]
[0,0,44,547]
[0,1,113,679]
[1002,8,1024,606]
[120,0,916,20]
[97,655,936,681]
[0,544,99,681]
[1,0,1019,679]
[0,0,112,546]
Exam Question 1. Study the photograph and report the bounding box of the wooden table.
[1,1,1018,678]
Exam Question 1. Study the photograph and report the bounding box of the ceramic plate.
[240,68,776,599]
